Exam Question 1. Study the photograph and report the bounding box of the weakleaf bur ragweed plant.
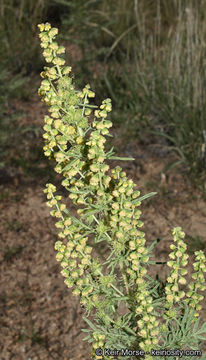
[38,23,206,360]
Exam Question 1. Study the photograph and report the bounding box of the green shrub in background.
[38,22,206,360]
[0,64,27,170]
[0,0,48,174]
[103,0,206,181]
[0,0,51,73]
[110,1,206,182]
[0,0,67,176]
[59,0,206,183]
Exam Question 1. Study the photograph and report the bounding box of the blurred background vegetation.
[1,0,206,188]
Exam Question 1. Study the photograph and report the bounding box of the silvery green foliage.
[38,23,206,360]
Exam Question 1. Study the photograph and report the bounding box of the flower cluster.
[38,23,206,358]
[185,250,206,317]
[107,167,160,352]
[164,227,188,318]
[163,227,206,323]
[91,332,106,359]
[44,184,93,292]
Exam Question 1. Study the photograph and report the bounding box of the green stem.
[110,283,124,297]
[51,193,64,222]
[93,215,99,224]
[78,103,98,109]
[120,261,129,295]
[82,93,88,117]
[56,64,62,78]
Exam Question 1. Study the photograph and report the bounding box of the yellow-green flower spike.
[38,23,206,359]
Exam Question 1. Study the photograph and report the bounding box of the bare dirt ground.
[0,94,206,360]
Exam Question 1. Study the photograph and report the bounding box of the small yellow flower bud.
[41,24,49,33]
[54,211,61,218]
[112,202,119,210]
[172,284,178,292]
[56,252,64,261]
[112,190,119,197]
[55,221,64,229]
[138,329,147,338]
[179,277,186,285]
[166,294,174,303]
[90,164,99,172]
[63,229,70,236]
[67,126,76,135]
[64,278,74,288]
[137,246,145,254]
[147,305,153,313]
[176,250,182,257]
[58,232,65,238]
[38,23,45,32]
[49,42,59,51]
[53,57,65,66]
[135,306,143,315]
[136,278,144,284]
[81,257,90,265]
[49,28,58,37]
[54,119,61,128]
[71,271,78,279]
[45,56,53,63]
[57,46,65,54]
[62,66,72,75]
[72,288,81,296]
[40,42,49,49]
[76,136,84,144]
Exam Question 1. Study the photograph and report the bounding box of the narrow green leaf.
[147,237,162,252]
[62,158,79,171]
[108,156,135,161]
[83,317,98,331]
[132,192,157,204]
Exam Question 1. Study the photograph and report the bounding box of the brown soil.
[0,93,206,360]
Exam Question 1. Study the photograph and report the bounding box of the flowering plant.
[38,22,206,360]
